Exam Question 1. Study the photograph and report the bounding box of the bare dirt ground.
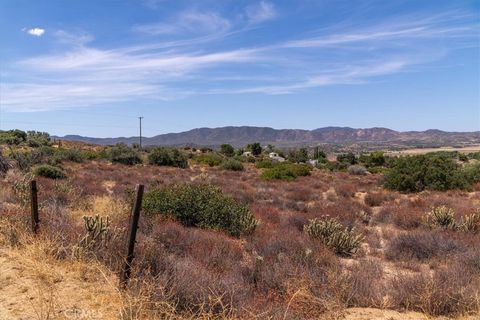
[0,246,121,320]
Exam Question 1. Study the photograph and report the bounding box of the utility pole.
[138,116,144,149]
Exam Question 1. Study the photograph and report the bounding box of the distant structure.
[243,151,253,157]
[269,152,285,162]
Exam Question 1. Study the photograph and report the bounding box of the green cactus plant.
[304,216,364,256]
[80,215,110,248]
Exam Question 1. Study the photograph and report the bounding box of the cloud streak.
[3,9,478,112]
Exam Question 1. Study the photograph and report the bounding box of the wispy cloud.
[246,1,276,24]
[26,27,45,37]
[3,9,477,112]
[134,11,231,36]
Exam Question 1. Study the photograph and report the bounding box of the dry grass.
[1,159,479,319]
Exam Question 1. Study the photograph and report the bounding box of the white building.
[269,152,285,162]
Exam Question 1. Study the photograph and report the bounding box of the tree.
[337,153,356,165]
[288,148,309,163]
[383,154,469,192]
[247,142,262,156]
[220,144,235,157]
[313,146,327,161]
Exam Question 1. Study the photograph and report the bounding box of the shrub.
[142,184,257,237]
[464,161,480,184]
[304,217,364,256]
[385,231,464,261]
[383,154,470,192]
[337,153,356,165]
[148,147,188,168]
[221,159,244,171]
[348,165,368,175]
[219,144,235,157]
[313,146,327,161]
[364,192,388,207]
[193,153,223,167]
[0,129,27,145]
[261,163,311,181]
[26,131,51,147]
[33,164,66,179]
[359,151,385,168]
[55,148,85,163]
[425,206,456,229]
[107,143,142,165]
[287,148,309,163]
[255,159,275,169]
[0,152,10,175]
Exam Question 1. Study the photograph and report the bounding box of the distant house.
[269,152,285,162]
[243,151,253,157]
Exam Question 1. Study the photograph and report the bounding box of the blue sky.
[0,0,479,137]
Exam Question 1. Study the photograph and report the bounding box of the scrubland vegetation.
[0,129,479,319]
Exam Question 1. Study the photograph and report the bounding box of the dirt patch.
[0,248,121,319]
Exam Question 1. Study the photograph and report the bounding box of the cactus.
[80,215,110,248]
[458,210,480,233]
[425,206,456,229]
[304,216,364,256]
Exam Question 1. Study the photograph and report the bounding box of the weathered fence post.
[120,184,144,288]
[30,180,39,234]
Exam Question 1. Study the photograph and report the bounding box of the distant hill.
[56,126,480,149]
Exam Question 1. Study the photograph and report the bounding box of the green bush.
[337,153,357,165]
[148,147,188,168]
[287,148,309,163]
[26,131,51,147]
[359,151,385,167]
[261,162,311,181]
[255,159,275,169]
[193,153,223,167]
[464,161,480,184]
[221,159,244,171]
[81,149,108,160]
[219,144,235,157]
[304,217,364,256]
[33,164,66,179]
[0,129,27,145]
[9,146,58,171]
[55,148,85,163]
[107,144,142,165]
[383,154,470,192]
[142,184,257,237]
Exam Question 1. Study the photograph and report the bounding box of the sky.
[0,0,479,137]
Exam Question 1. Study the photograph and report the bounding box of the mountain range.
[57,126,480,149]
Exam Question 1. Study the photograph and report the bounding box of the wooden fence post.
[30,180,39,234]
[120,184,144,288]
